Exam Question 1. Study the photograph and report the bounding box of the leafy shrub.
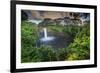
[21,21,39,46]
[22,45,57,63]
[65,24,90,60]
[48,25,64,33]
[35,45,57,62]
[63,25,82,37]
[57,48,68,61]
[21,21,39,62]
[21,21,90,62]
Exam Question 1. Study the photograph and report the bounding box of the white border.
[16,5,94,69]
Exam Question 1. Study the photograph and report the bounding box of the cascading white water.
[40,28,55,42]
[43,28,47,38]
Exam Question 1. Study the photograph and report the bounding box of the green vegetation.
[48,25,65,33]
[21,21,39,62]
[63,25,82,37]
[66,24,90,60]
[21,21,90,63]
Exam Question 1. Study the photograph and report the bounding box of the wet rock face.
[22,10,90,26]
[22,10,72,20]
[39,18,56,26]
[54,17,71,26]
[39,17,83,26]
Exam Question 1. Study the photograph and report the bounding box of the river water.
[36,31,73,49]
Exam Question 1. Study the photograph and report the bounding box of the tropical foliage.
[21,21,90,63]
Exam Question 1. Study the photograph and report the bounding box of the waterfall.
[40,27,55,42]
[43,28,47,38]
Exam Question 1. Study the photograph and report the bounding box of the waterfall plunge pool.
[36,28,73,49]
